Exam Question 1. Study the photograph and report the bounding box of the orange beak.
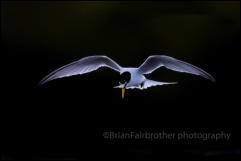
[122,88,125,99]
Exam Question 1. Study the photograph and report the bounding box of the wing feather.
[39,56,121,85]
[138,55,215,82]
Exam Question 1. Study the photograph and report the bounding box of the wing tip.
[38,78,49,86]
[210,77,216,82]
[203,73,216,82]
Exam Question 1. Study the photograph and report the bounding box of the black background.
[1,1,240,160]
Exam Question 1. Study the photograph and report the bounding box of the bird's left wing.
[39,56,121,85]
[138,55,215,82]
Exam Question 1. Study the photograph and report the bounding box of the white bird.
[39,55,215,98]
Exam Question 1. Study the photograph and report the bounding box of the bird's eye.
[119,72,131,84]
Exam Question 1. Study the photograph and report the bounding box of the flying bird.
[39,55,215,98]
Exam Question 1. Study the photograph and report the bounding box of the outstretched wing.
[39,56,121,85]
[138,55,215,82]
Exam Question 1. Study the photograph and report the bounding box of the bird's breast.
[128,69,146,87]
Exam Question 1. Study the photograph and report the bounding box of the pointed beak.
[122,88,125,99]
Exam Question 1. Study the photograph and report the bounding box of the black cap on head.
[119,72,131,84]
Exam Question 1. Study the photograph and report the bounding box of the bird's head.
[119,72,131,99]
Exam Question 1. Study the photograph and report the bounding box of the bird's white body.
[119,68,145,89]
[115,67,176,90]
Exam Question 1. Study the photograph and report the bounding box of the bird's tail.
[113,80,177,90]
[141,79,177,89]
[113,83,125,89]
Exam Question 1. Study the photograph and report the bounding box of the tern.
[39,55,215,98]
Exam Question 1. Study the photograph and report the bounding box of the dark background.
[1,1,240,160]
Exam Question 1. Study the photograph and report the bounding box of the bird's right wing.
[138,55,215,82]
[39,56,121,85]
